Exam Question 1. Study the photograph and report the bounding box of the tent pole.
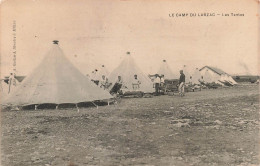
[76,104,79,112]
[56,105,59,110]
[35,105,37,110]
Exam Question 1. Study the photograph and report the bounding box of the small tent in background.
[96,65,110,80]
[157,60,177,79]
[3,41,113,107]
[108,52,154,93]
[191,68,202,84]
[200,66,237,86]
[183,65,192,84]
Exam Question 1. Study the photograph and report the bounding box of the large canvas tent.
[157,60,177,79]
[3,41,113,106]
[108,52,154,93]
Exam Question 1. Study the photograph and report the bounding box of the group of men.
[153,70,185,96]
[153,74,165,96]
[89,69,186,97]
[88,71,142,95]
[6,69,186,97]
[110,74,142,95]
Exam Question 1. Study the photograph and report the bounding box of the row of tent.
[75,57,237,89]
[155,60,237,86]
[1,41,237,107]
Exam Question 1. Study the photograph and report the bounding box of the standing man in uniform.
[132,74,141,91]
[154,74,160,96]
[160,74,165,93]
[178,70,185,97]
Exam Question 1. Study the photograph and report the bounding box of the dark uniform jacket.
[179,73,185,84]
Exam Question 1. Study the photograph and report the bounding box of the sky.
[1,0,259,77]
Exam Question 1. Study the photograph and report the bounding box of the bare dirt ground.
[1,84,259,166]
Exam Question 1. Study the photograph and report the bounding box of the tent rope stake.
[91,102,98,109]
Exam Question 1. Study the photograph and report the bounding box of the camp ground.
[1,0,259,164]
[0,39,259,166]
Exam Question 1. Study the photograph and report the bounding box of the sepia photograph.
[0,0,259,165]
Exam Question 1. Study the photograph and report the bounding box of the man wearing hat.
[178,70,185,96]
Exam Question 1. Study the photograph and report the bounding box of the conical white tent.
[157,60,177,79]
[191,68,201,84]
[3,41,113,106]
[108,52,154,93]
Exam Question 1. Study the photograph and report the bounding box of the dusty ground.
[1,84,259,166]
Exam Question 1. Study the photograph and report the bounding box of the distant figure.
[132,74,141,91]
[160,74,165,86]
[100,75,107,89]
[160,75,165,93]
[100,75,111,90]
[154,74,160,96]
[105,78,112,89]
[8,73,15,94]
[178,70,185,97]
[110,76,124,94]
